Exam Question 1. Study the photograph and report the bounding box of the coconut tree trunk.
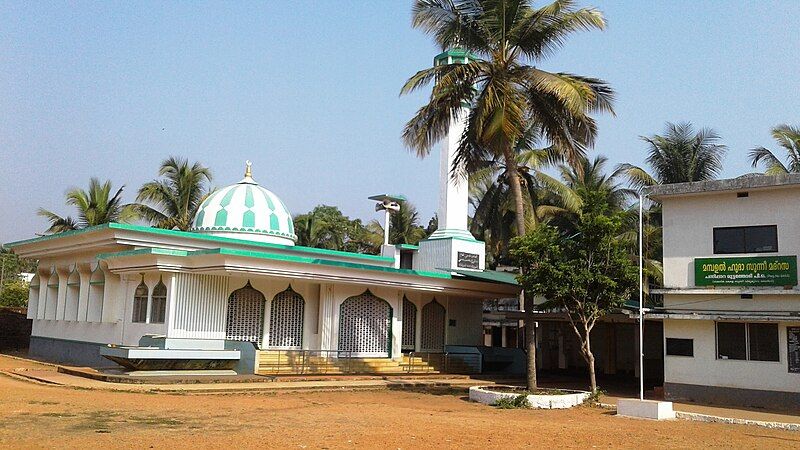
[500,145,537,388]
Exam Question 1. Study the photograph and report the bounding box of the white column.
[434,107,470,234]
[318,283,336,351]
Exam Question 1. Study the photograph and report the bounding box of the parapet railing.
[403,351,482,374]
[257,349,354,375]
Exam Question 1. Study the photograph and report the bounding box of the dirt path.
[0,359,799,448]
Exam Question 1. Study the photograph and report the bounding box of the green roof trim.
[449,269,519,286]
[98,246,452,281]
[396,244,419,251]
[6,222,393,263]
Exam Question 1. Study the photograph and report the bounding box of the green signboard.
[695,256,798,287]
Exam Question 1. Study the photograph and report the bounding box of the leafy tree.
[0,246,37,282]
[403,0,615,389]
[294,205,379,254]
[749,124,800,175]
[511,191,637,393]
[0,278,29,308]
[424,214,438,237]
[38,178,138,233]
[617,122,726,189]
[135,157,213,231]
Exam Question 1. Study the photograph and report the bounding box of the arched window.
[132,278,148,323]
[421,299,446,352]
[401,296,416,351]
[268,287,304,348]
[338,291,392,357]
[150,279,167,324]
[65,268,80,321]
[225,282,266,345]
[87,266,105,322]
[27,274,40,320]
[44,270,59,320]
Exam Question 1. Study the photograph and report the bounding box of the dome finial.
[244,160,252,178]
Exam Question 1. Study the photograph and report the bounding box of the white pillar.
[435,107,470,234]
[318,283,336,351]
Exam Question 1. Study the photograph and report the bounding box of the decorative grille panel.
[269,289,304,348]
[225,283,265,345]
[338,292,391,356]
[421,299,445,351]
[402,297,416,350]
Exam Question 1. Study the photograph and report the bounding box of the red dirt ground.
[1,357,799,449]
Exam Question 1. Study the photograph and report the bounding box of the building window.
[665,338,694,357]
[150,279,167,324]
[713,225,777,254]
[748,323,779,361]
[716,321,778,362]
[132,280,149,323]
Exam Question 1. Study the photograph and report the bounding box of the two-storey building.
[649,174,800,409]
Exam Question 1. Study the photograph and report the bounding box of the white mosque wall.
[322,283,403,358]
[28,258,148,346]
[444,297,483,346]
[169,273,229,340]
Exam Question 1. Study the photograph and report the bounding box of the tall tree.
[402,0,614,390]
[38,178,137,233]
[511,191,637,393]
[617,122,726,189]
[135,157,213,231]
[402,0,614,238]
[470,144,577,266]
[748,124,800,175]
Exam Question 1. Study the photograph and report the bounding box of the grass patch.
[493,394,530,409]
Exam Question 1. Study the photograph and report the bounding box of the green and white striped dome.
[191,162,296,246]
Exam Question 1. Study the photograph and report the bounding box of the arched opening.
[421,299,446,352]
[268,287,304,349]
[338,291,392,358]
[225,282,266,347]
[132,277,148,323]
[27,274,40,320]
[65,268,80,321]
[44,270,58,320]
[150,278,167,324]
[87,266,105,322]
[401,296,416,351]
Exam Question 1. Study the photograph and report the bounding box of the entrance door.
[338,291,391,357]
[225,282,266,347]
[401,296,416,351]
[268,288,305,349]
[420,299,446,352]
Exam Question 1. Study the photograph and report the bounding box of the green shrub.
[493,394,530,409]
[0,279,29,307]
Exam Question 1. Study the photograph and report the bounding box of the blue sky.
[2,1,798,244]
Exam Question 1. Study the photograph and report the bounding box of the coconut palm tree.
[402,0,615,239]
[135,157,213,231]
[38,178,137,233]
[559,155,634,209]
[617,122,726,189]
[749,124,800,175]
[469,140,578,266]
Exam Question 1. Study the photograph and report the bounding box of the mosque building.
[7,50,520,375]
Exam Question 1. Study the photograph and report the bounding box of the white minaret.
[417,49,486,272]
